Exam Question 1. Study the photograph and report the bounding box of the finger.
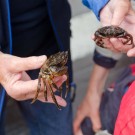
[11,55,47,72]
[38,95,67,107]
[125,16,135,24]
[102,39,119,52]
[110,38,124,50]
[73,108,86,134]
[110,38,132,53]
[92,35,112,48]
[111,2,130,25]
[127,47,135,57]
[75,129,83,135]
[53,75,67,88]
[12,79,39,97]
[121,45,133,53]
[100,3,112,25]
[23,90,45,100]
[102,38,113,49]
[20,89,67,107]
[13,77,67,101]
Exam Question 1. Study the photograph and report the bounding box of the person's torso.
[10,0,59,57]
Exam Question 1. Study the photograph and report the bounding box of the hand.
[98,0,135,54]
[73,94,102,134]
[73,65,109,134]
[0,52,67,106]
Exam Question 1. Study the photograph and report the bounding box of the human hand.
[73,94,102,134]
[73,65,109,134]
[0,52,67,106]
[98,0,135,54]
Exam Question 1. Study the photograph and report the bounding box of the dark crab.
[94,25,134,48]
[31,51,69,110]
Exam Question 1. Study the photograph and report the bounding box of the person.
[114,79,135,135]
[100,0,135,134]
[0,0,75,135]
[74,0,135,134]
[73,48,122,134]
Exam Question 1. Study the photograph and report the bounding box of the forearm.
[86,64,110,96]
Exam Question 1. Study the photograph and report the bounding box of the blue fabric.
[17,90,73,135]
[93,50,117,69]
[82,0,109,20]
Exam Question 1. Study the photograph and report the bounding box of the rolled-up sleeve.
[82,0,109,20]
[93,47,122,69]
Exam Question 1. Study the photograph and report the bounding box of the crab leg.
[51,81,63,97]
[31,74,42,104]
[49,83,61,110]
[59,86,63,97]
[43,79,48,101]
[126,35,134,47]
[122,35,132,45]
[95,37,104,47]
[65,72,69,98]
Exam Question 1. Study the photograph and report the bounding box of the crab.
[94,25,134,48]
[31,51,69,110]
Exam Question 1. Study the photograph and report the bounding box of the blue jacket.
[82,0,109,20]
[0,0,74,118]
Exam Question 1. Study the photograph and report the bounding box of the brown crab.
[31,51,69,110]
[94,25,134,48]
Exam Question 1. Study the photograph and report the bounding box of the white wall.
[68,0,89,16]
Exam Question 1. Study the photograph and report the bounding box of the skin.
[99,0,135,55]
[74,0,135,134]
[0,52,67,107]
[73,64,109,133]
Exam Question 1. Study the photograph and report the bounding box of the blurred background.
[5,0,133,135]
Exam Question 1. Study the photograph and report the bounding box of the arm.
[73,47,121,134]
[73,63,110,134]
[0,52,67,106]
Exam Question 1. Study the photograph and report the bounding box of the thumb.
[127,47,135,57]
[12,55,47,72]
[73,109,86,134]
[111,2,130,25]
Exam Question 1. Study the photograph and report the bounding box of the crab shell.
[94,26,127,38]
[42,51,68,70]
[94,25,134,48]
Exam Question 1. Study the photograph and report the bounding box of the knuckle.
[8,60,19,72]
[11,60,18,68]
